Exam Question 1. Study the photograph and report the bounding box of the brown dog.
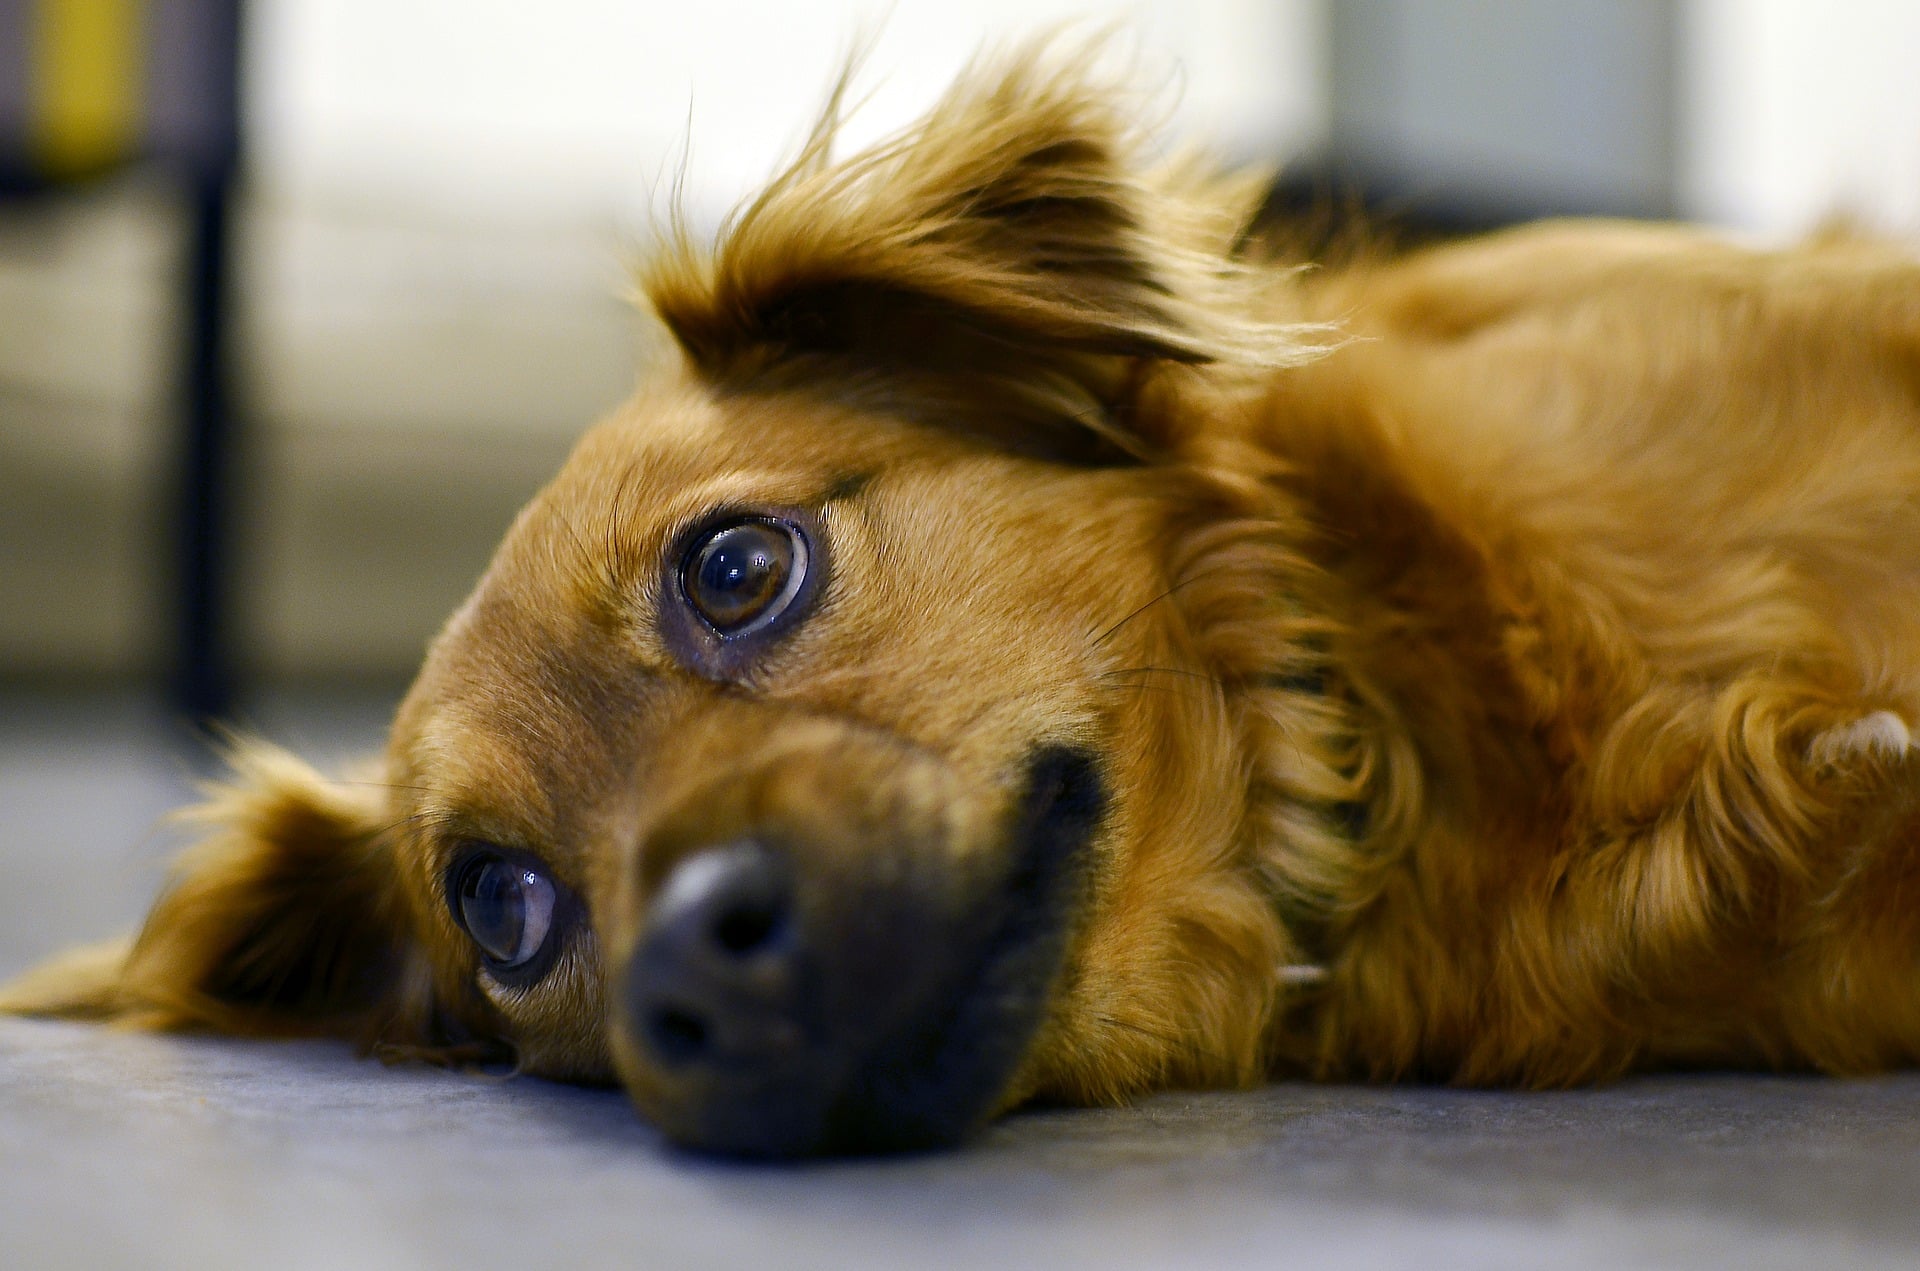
[7,44,1920,1157]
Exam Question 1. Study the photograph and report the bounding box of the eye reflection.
[454,853,557,970]
[680,518,807,635]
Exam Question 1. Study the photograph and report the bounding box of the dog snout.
[627,841,804,1070]
[615,822,947,1158]
[606,717,1103,1157]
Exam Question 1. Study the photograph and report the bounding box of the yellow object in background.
[31,0,145,176]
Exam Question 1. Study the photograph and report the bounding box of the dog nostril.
[628,842,799,1071]
[712,895,782,955]
[650,840,794,959]
[646,1004,710,1065]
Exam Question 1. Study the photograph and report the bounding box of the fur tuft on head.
[643,36,1328,461]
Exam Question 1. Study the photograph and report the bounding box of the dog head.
[4,45,1365,1155]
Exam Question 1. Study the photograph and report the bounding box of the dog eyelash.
[482,934,591,1008]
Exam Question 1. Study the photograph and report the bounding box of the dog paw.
[1808,710,1914,768]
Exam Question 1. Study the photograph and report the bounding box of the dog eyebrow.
[822,471,875,503]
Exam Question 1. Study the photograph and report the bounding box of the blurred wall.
[1330,0,1678,220]
[246,0,1327,220]
[1321,0,1920,234]
[1681,0,1920,233]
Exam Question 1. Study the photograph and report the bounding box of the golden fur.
[7,43,1920,1144]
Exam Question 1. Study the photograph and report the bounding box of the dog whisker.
[1095,679,1211,703]
[598,459,648,590]
[1085,565,1235,650]
[366,808,454,846]
[546,504,618,596]
[1097,665,1229,690]
[330,779,436,797]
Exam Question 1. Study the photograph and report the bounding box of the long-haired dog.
[7,44,1920,1157]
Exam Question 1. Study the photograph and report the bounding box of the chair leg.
[171,169,239,727]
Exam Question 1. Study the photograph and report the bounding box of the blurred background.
[7,9,1920,1254]
[2,0,1919,714]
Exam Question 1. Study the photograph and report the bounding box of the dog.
[7,41,1920,1158]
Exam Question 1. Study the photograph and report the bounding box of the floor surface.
[4,688,1919,1270]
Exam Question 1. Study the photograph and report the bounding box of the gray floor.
[5,689,1920,1270]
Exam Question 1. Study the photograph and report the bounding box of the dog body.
[1256,221,1920,1084]
[7,49,1920,1155]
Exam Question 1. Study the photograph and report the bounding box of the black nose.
[618,746,1103,1157]
[627,842,803,1072]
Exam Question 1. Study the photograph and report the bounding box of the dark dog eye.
[681,518,808,635]
[453,853,558,970]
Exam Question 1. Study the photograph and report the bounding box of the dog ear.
[645,43,1324,462]
[0,743,459,1056]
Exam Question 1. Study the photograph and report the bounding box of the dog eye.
[681,518,808,635]
[453,852,558,971]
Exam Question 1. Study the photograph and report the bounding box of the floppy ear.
[0,743,453,1055]
[645,41,1324,461]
